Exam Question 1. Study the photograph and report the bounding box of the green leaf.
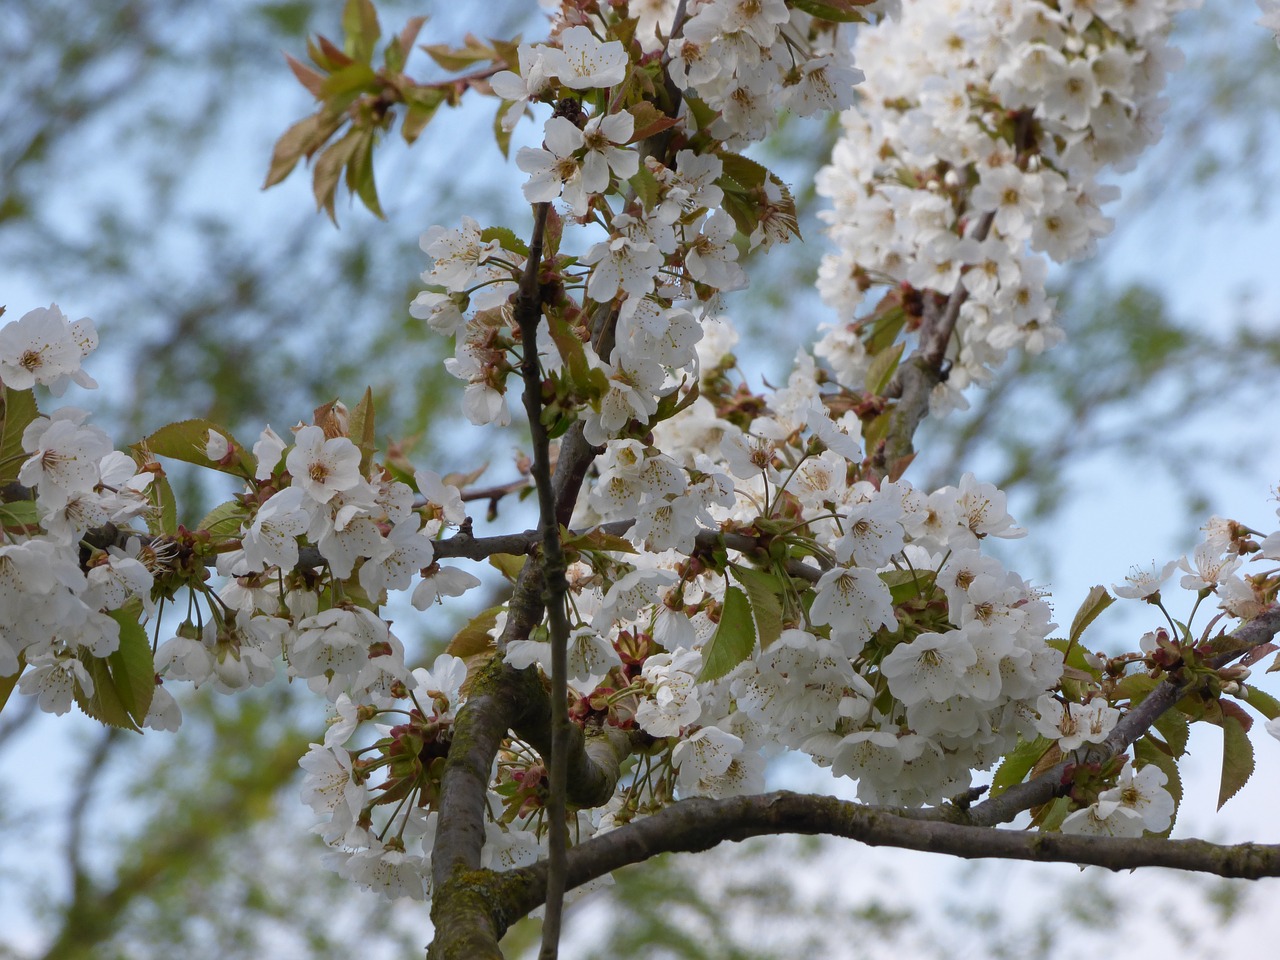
[1152,702,1190,757]
[1217,713,1254,810]
[1237,684,1280,721]
[1113,671,1158,705]
[698,585,756,682]
[562,528,636,555]
[446,606,502,658]
[348,386,378,472]
[1068,585,1114,647]
[730,564,784,651]
[135,419,256,478]
[384,15,426,73]
[76,605,156,732]
[881,567,936,606]
[865,340,904,396]
[865,305,906,354]
[403,86,448,145]
[319,61,378,99]
[0,499,38,535]
[146,470,178,537]
[489,553,526,583]
[0,387,39,485]
[492,101,514,157]
[629,164,661,212]
[718,152,769,191]
[0,653,25,716]
[346,129,384,219]
[989,735,1052,797]
[341,0,381,64]
[1046,637,1098,677]
[683,96,717,132]
[789,0,873,23]
[1033,795,1072,832]
[197,499,249,541]
[479,226,530,258]
[546,310,593,393]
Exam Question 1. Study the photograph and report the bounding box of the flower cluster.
[0,306,158,717]
[661,0,871,145]
[8,0,1280,918]
[815,0,1193,411]
[154,424,476,708]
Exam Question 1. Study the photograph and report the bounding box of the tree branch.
[933,604,1280,827]
[495,790,1280,924]
[876,211,996,478]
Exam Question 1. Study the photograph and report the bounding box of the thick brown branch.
[496,790,1280,922]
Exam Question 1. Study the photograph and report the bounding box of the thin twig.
[510,201,573,960]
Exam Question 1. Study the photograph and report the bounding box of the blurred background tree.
[2,1,1278,957]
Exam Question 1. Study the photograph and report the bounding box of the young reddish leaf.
[1217,713,1254,810]
[313,34,355,71]
[313,127,362,222]
[399,16,429,55]
[698,585,756,682]
[263,110,344,190]
[627,102,681,143]
[561,527,637,555]
[421,37,495,72]
[285,52,327,98]
[1219,696,1254,732]
[1242,641,1277,667]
